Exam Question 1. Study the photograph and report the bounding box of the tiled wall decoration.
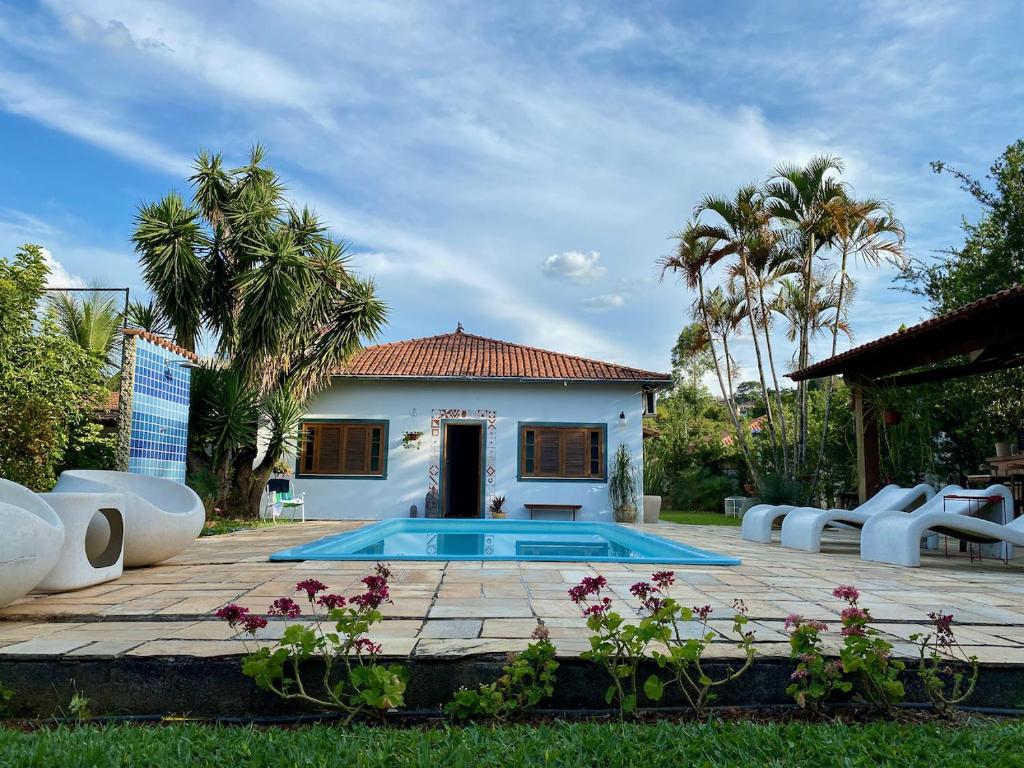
[118,333,192,483]
[429,408,497,514]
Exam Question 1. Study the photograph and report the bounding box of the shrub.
[910,611,979,717]
[667,467,737,512]
[833,585,905,713]
[784,614,850,712]
[445,625,558,721]
[217,563,407,724]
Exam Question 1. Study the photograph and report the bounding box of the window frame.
[295,419,389,479]
[517,422,607,482]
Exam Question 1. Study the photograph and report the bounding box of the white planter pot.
[996,441,1012,458]
[642,495,662,523]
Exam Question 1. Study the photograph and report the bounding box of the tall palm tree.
[764,156,846,471]
[659,223,761,484]
[695,185,784,471]
[809,194,906,487]
[132,146,387,516]
[47,290,123,378]
[125,299,172,338]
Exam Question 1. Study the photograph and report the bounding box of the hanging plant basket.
[882,409,902,426]
[401,431,424,450]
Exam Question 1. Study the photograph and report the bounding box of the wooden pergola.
[790,285,1024,502]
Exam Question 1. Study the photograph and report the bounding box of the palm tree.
[695,186,783,470]
[764,156,846,471]
[772,275,849,352]
[809,195,905,487]
[125,300,172,338]
[132,146,387,516]
[47,290,123,378]
[659,224,761,484]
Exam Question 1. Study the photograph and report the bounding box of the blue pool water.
[269,519,740,565]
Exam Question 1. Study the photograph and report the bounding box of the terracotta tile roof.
[790,284,1024,381]
[337,329,671,384]
[122,328,200,362]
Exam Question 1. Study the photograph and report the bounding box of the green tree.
[47,289,124,381]
[0,246,109,489]
[132,146,387,516]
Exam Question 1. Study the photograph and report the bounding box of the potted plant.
[401,431,424,450]
[609,443,639,523]
[489,495,507,519]
[883,408,902,426]
[642,447,664,524]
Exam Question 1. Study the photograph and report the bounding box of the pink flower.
[643,597,665,613]
[929,611,955,647]
[240,614,268,635]
[352,637,382,655]
[268,597,301,618]
[568,585,588,604]
[692,605,713,621]
[807,620,829,632]
[215,604,250,627]
[351,586,390,610]
[784,614,802,631]
[790,668,808,681]
[317,593,347,610]
[295,579,328,600]
[832,584,860,603]
[583,597,613,617]
[374,562,393,581]
[361,574,388,592]
[840,607,868,623]
[841,625,865,637]
[652,571,676,588]
[629,581,654,600]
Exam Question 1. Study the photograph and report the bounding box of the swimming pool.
[269,519,740,565]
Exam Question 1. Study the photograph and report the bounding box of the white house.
[285,327,671,520]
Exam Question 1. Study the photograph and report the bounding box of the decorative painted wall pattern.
[125,336,192,482]
[429,408,497,514]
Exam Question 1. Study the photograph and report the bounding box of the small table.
[941,494,1010,563]
[524,503,582,521]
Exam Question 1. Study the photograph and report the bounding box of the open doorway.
[442,422,483,518]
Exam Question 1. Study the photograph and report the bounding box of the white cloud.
[541,250,608,283]
[581,293,626,311]
[40,246,86,288]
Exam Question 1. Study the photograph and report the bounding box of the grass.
[0,720,1020,767]
[200,517,296,537]
[659,509,741,526]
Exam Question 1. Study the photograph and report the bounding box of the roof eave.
[332,374,672,387]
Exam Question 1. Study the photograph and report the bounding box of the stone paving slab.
[2,520,1024,663]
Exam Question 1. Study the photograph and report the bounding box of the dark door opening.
[443,423,483,518]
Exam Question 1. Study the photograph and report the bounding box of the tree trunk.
[697,277,761,487]
[797,232,816,473]
[738,245,780,469]
[758,283,789,474]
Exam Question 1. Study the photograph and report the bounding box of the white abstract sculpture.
[0,478,65,607]
[35,491,125,592]
[53,470,205,567]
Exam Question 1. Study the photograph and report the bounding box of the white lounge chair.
[36,491,126,592]
[53,470,205,567]
[741,484,924,544]
[0,479,65,607]
[861,484,1017,566]
[780,483,934,552]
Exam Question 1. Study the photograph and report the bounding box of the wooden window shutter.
[317,426,342,473]
[537,429,561,475]
[343,426,369,473]
[563,429,587,476]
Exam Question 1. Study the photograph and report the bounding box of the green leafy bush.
[217,563,407,724]
[785,616,851,713]
[445,625,559,721]
[832,585,904,713]
[667,467,737,512]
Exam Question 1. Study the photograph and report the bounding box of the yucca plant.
[609,443,640,523]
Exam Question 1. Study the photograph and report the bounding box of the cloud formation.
[541,250,608,283]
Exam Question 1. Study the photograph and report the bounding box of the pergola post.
[851,378,881,503]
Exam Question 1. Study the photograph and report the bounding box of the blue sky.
[1,1,1022,377]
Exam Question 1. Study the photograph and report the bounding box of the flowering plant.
[634,572,756,718]
[215,563,407,724]
[784,613,851,712]
[445,625,559,721]
[832,585,905,713]
[910,611,979,717]
[570,574,666,717]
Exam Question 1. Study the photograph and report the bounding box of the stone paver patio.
[3,521,1024,664]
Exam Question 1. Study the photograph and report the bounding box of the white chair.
[780,483,935,552]
[0,479,65,607]
[741,484,918,544]
[262,478,305,523]
[53,470,205,567]
[35,491,125,592]
[861,484,1017,566]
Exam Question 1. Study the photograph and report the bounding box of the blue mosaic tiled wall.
[127,337,191,482]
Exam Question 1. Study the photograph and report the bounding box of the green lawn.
[659,509,741,526]
[0,721,1019,768]
[200,517,296,537]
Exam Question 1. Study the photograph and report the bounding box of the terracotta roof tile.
[336,330,671,383]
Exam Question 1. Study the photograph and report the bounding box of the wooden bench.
[524,503,582,521]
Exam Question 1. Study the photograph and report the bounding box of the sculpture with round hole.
[0,479,65,607]
[53,470,205,567]
[36,492,126,592]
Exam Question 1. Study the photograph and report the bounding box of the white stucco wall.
[285,379,647,521]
